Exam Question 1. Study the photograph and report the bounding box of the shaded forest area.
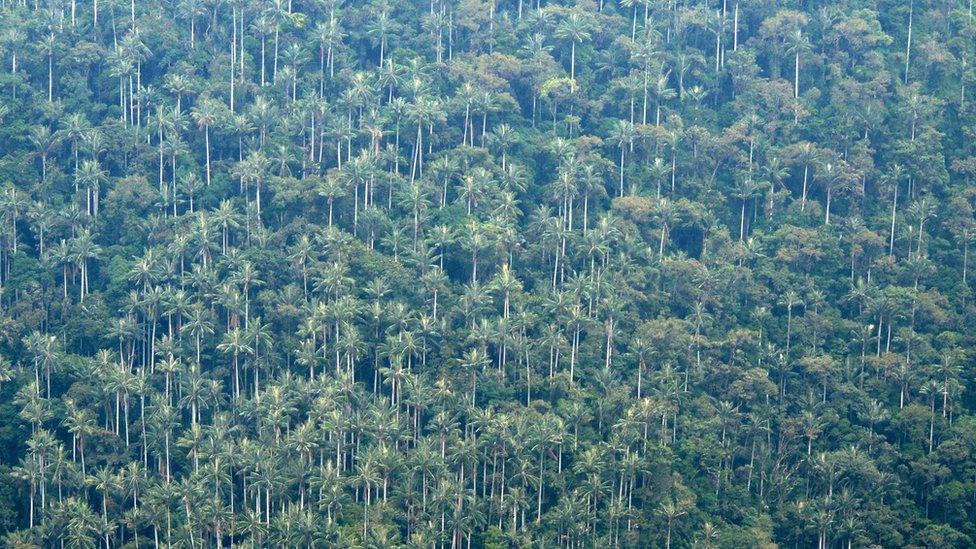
[0,0,975,547]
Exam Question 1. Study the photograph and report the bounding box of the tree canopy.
[0,0,974,547]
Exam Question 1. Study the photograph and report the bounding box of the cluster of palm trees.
[0,0,974,546]
[13,335,705,547]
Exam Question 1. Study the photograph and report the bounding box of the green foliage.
[0,0,973,547]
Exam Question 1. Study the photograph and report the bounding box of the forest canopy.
[0,0,975,547]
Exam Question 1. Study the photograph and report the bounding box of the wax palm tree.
[75,159,107,217]
[62,496,101,549]
[610,120,638,196]
[317,174,346,227]
[814,161,852,225]
[355,456,382,537]
[191,97,221,186]
[63,399,96,475]
[233,151,271,214]
[778,289,804,393]
[658,498,686,549]
[28,125,60,183]
[212,200,241,254]
[650,71,676,127]
[70,229,102,302]
[488,124,517,170]
[86,465,120,548]
[907,196,938,256]
[785,28,811,100]
[179,305,213,369]
[731,175,763,240]
[653,197,680,255]
[791,142,820,212]
[367,9,395,68]
[60,113,91,174]
[762,155,790,217]
[217,328,253,400]
[554,12,592,90]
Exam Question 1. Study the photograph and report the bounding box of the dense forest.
[0,0,974,546]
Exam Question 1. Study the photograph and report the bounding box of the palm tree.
[907,196,938,256]
[704,8,728,72]
[489,124,517,170]
[262,0,293,84]
[76,159,107,217]
[233,151,271,214]
[212,200,241,254]
[554,12,592,90]
[785,28,811,100]
[191,97,221,187]
[86,465,120,549]
[355,457,382,537]
[814,162,851,225]
[36,33,58,102]
[28,125,60,183]
[647,157,670,198]
[919,379,943,452]
[650,71,676,127]
[459,348,489,406]
[0,356,12,393]
[778,289,803,394]
[400,181,431,247]
[791,142,820,212]
[462,221,489,283]
[314,16,345,88]
[731,176,762,240]
[71,229,102,302]
[490,264,522,321]
[63,399,96,475]
[217,328,253,400]
[698,521,720,548]
[181,305,214,368]
[658,499,686,549]
[653,198,680,255]
[61,497,101,548]
[762,155,790,217]
[610,120,637,196]
[367,9,394,68]
[475,91,498,147]
[317,175,346,227]
[59,113,92,174]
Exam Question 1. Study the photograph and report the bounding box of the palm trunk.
[801,164,809,211]
[825,186,832,224]
[794,49,800,99]
[889,182,898,255]
[905,0,914,84]
[204,126,211,186]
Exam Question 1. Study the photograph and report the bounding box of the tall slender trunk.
[739,200,746,240]
[204,126,211,186]
[889,182,898,255]
[905,0,914,84]
[794,49,800,98]
[801,164,809,211]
